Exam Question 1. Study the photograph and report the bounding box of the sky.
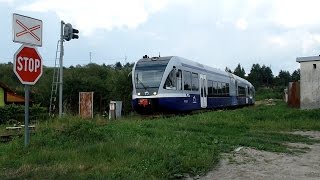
[2,0,320,75]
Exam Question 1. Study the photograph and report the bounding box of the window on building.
[183,71,192,91]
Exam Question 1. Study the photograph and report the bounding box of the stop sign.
[13,45,43,85]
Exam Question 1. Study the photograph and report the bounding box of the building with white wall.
[296,56,320,109]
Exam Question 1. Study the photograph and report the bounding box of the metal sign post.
[12,13,43,147]
[24,85,30,146]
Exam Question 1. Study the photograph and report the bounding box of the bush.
[0,104,48,124]
[256,87,283,101]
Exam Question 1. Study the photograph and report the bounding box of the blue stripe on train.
[132,95,252,112]
[158,95,201,111]
[207,97,232,108]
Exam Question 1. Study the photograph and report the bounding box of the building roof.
[0,82,14,93]
[7,91,25,103]
[296,56,320,63]
[0,82,26,104]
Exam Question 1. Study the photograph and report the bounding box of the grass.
[0,101,320,179]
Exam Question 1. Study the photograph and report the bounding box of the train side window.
[192,73,199,91]
[183,71,192,91]
[176,70,182,90]
[238,86,246,97]
[213,82,217,96]
[217,83,222,96]
[226,83,229,96]
[164,69,177,90]
[221,83,226,96]
[208,80,213,97]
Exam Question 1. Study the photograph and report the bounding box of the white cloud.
[269,0,320,28]
[268,36,287,47]
[0,0,13,2]
[301,32,320,54]
[0,0,14,5]
[235,18,248,30]
[18,0,170,36]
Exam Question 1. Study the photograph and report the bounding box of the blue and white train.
[132,56,255,114]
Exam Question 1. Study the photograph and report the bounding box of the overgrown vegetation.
[0,104,47,124]
[255,87,284,101]
[0,102,319,179]
[0,62,133,117]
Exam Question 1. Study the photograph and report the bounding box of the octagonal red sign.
[13,45,43,85]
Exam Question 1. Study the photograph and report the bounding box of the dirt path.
[200,131,320,180]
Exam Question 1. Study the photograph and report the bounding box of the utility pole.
[90,52,92,63]
[59,21,64,118]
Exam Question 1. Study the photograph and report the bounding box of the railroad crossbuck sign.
[13,45,43,85]
[12,13,43,46]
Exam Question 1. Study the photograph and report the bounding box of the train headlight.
[153,92,157,95]
[137,92,141,96]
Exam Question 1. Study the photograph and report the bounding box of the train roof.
[170,56,252,86]
[137,56,253,88]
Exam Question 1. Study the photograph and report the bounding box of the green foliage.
[0,104,47,124]
[0,62,134,116]
[1,102,320,179]
[225,67,232,73]
[255,88,283,101]
[247,64,273,88]
[62,62,133,114]
[291,69,300,81]
[274,70,292,87]
[233,63,246,78]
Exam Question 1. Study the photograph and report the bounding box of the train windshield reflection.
[134,60,169,89]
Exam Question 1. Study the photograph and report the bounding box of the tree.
[0,61,134,115]
[247,63,262,88]
[114,62,123,70]
[225,67,232,73]
[275,70,291,86]
[291,69,300,81]
[261,65,273,87]
[233,63,246,78]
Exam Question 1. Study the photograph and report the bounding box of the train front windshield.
[134,60,169,89]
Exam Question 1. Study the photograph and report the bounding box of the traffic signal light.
[63,23,79,41]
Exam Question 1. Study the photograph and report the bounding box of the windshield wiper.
[136,74,148,90]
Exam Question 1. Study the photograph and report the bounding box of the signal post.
[58,21,79,118]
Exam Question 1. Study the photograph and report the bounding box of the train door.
[245,85,249,104]
[177,70,182,90]
[200,74,207,108]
